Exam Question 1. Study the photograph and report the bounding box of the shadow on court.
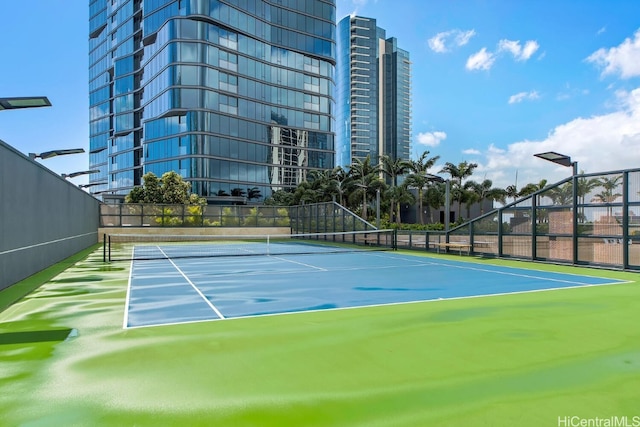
[0,328,76,345]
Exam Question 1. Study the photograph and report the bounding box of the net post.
[103,234,106,262]
[393,229,398,250]
[108,235,112,262]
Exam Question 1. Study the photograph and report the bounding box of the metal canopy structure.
[534,151,573,167]
[534,151,578,176]
[29,148,85,160]
[62,169,100,179]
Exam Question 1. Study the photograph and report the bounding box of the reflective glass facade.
[89,0,336,200]
[335,15,411,167]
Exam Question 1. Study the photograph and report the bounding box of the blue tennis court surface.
[124,251,626,328]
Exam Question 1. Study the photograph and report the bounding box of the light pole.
[0,96,51,111]
[534,151,579,264]
[376,187,380,229]
[79,182,104,189]
[29,148,85,160]
[534,151,577,176]
[61,169,99,179]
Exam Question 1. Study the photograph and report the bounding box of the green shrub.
[221,207,240,226]
[184,205,203,226]
[275,208,290,226]
[154,207,183,226]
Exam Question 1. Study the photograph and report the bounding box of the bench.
[397,239,427,247]
[432,242,472,255]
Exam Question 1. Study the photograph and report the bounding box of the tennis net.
[105,229,397,261]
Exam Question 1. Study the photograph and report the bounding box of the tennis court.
[125,236,626,328]
[2,241,640,427]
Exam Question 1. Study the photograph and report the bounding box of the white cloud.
[428,29,476,53]
[480,88,640,188]
[466,48,496,71]
[521,41,540,60]
[587,29,640,79]
[465,38,539,72]
[488,144,506,154]
[497,40,519,57]
[498,39,540,61]
[597,26,606,36]
[428,33,447,53]
[416,131,447,147]
[508,90,540,104]
[345,0,372,17]
[455,30,476,47]
[556,85,589,101]
[463,148,481,155]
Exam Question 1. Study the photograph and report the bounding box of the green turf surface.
[1,249,639,426]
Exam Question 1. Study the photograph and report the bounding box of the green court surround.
[1,248,638,426]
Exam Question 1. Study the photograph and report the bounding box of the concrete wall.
[0,139,100,291]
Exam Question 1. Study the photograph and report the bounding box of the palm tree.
[379,155,412,187]
[292,180,318,205]
[247,187,262,201]
[547,182,573,205]
[439,161,478,216]
[307,169,334,202]
[405,150,441,224]
[330,166,351,206]
[230,188,246,198]
[575,174,599,202]
[348,155,381,220]
[425,184,445,223]
[386,184,415,224]
[461,182,481,220]
[464,179,506,215]
[379,155,411,222]
[505,185,519,203]
[592,175,623,217]
[412,151,441,177]
[404,174,429,224]
[574,173,600,222]
[518,183,539,198]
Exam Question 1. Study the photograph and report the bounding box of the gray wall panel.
[1,139,101,291]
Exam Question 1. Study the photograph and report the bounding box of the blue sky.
[1,1,640,189]
[339,0,640,188]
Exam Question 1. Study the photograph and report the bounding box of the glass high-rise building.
[88,0,336,201]
[335,15,411,168]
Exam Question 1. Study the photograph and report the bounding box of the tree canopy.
[125,171,205,205]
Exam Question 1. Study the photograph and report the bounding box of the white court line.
[268,255,328,271]
[178,253,624,287]
[123,258,135,329]
[124,250,629,329]
[141,251,627,287]
[0,231,97,255]
[367,252,630,286]
[386,250,629,281]
[125,278,629,330]
[156,246,225,319]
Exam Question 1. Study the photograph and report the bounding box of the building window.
[219,72,238,93]
[220,95,238,115]
[219,51,238,72]
[219,28,238,50]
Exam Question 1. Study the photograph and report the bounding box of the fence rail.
[100,204,291,228]
[436,168,640,270]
